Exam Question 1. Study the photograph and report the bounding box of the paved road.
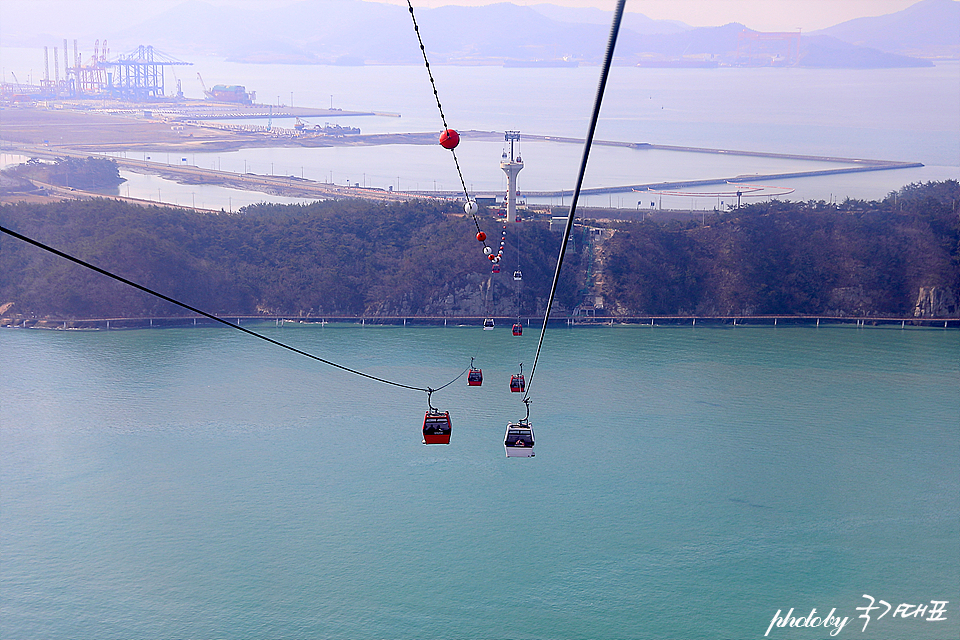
[6,142,440,204]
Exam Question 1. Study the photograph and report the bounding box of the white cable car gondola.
[483,318,495,330]
[504,420,535,457]
[513,269,522,281]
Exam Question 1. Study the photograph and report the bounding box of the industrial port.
[0,41,397,149]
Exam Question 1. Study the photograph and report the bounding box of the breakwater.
[515,135,924,198]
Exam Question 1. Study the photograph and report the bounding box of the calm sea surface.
[2,324,957,639]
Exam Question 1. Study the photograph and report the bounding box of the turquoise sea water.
[1,324,958,639]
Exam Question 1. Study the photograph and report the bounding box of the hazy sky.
[0,0,930,36]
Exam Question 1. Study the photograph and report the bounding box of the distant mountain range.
[812,0,960,59]
[3,0,957,68]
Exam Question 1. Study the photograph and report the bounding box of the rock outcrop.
[914,286,959,318]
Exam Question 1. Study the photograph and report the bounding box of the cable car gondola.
[483,318,495,330]
[504,420,535,457]
[492,263,501,274]
[510,362,525,392]
[467,357,483,386]
[422,409,452,445]
[513,269,522,281]
[422,389,452,445]
[512,323,522,336]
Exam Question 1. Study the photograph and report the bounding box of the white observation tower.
[500,131,523,223]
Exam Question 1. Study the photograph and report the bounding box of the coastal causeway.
[1,101,924,205]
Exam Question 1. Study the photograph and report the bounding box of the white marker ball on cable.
[483,246,493,255]
[464,201,478,215]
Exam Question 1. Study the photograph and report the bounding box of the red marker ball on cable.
[439,129,460,149]
[476,231,486,242]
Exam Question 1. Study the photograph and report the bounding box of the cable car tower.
[501,131,523,223]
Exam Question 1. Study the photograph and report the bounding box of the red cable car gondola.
[467,358,483,386]
[512,323,522,336]
[422,409,452,444]
[422,390,452,444]
[510,363,525,392]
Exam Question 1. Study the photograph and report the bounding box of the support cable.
[1,224,467,395]
[523,0,626,402]
[407,0,493,246]
[406,4,498,379]
[406,0,470,201]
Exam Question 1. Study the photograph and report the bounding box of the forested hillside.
[1,180,957,320]
[602,180,959,317]
[0,198,581,319]
[3,157,125,190]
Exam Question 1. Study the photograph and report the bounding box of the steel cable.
[1,224,470,396]
[523,0,626,403]
[406,0,492,243]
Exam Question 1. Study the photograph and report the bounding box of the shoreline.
[4,314,957,330]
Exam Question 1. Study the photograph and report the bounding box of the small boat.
[504,420,535,457]
[483,318,495,330]
[422,409,452,445]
